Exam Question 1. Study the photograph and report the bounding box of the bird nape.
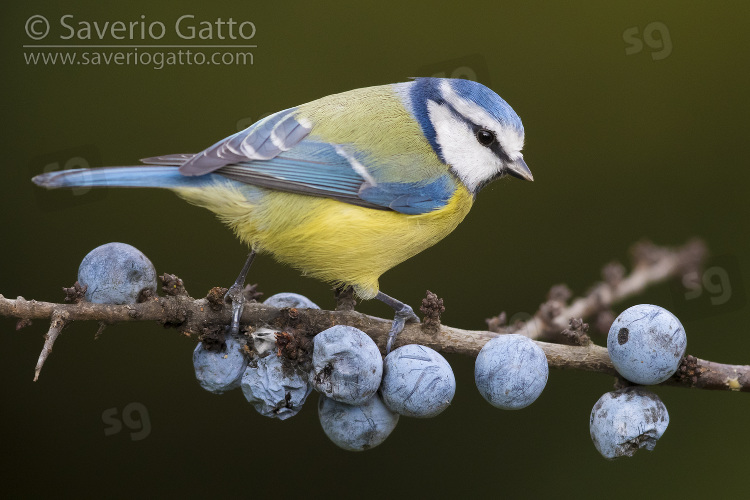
[32,77,532,351]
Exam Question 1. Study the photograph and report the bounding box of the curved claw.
[224,284,246,335]
[224,250,257,335]
[399,305,420,325]
[375,292,420,354]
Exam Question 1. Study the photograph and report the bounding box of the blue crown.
[407,78,523,162]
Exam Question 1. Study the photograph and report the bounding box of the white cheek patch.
[427,100,502,192]
[439,80,524,158]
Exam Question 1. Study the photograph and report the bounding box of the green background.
[1,1,748,498]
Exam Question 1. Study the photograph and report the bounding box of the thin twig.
[491,239,707,340]
[33,310,68,381]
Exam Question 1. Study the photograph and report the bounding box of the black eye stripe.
[470,124,511,162]
[434,100,513,161]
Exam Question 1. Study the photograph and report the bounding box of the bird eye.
[475,128,495,147]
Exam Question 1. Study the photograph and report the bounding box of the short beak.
[506,157,534,182]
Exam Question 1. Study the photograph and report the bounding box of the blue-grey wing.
[141,109,456,214]
[217,140,379,209]
[176,108,312,176]
[215,140,457,215]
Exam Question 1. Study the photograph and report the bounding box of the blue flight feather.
[216,140,365,196]
[179,107,312,176]
[217,139,457,214]
[359,176,456,215]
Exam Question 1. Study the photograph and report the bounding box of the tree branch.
[488,239,708,341]
[1,240,747,391]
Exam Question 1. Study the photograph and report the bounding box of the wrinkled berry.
[475,334,548,410]
[318,394,398,451]
[590,387,669,459]
[381,344,455,418]
[311,325,383,405]
[241,353,312,420]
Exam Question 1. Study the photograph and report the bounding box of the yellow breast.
[174,182,474,299]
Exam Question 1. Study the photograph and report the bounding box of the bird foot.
[224,283,246,335]
[224,250,257,335]
[375,292,420,354]
[386,303,419,354]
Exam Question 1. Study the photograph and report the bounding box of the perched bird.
[33,78,532,351]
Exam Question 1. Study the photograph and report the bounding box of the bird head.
[404,78,532,193]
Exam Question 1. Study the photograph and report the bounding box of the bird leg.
[224,250,257,335]
[375,291,420,354]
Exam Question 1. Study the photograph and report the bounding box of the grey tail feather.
[139,153,196,166]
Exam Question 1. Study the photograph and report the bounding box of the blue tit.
[33,77,532,351]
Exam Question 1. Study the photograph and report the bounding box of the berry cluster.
[194,297,459,451]
[193,295,551,451]
[589,304,686,459]
[76,243,688,456]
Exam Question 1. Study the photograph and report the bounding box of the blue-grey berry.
[311,325,383,405]
[78,242,157,304]
[607,304,687,385]
[193,334,248,394]
[590,387,669,459]
[475,334,549,410]
[241,353,312,420]
[380,344,455,418]
[318,394,398,451]
[263,292,320,310]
